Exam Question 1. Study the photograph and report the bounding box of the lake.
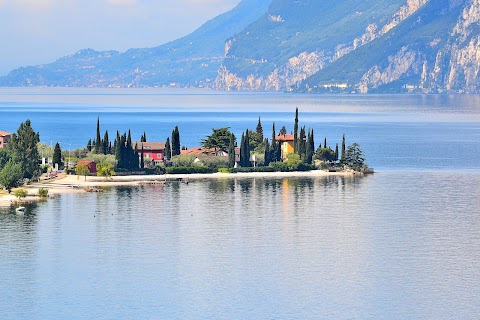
[1,89,480,319]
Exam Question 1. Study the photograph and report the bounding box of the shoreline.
[0,170,360,207]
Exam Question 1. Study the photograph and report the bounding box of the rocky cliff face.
[216,0,480,94]
[215,0,431,92]
[303,0,480,93]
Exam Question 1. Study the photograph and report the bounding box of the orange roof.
[181,147,216,155]
[0,131,11,137]
[77,160,96,165]
[275,134,294,142]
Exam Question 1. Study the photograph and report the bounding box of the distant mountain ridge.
[1,0,479,93]
[0,0,272,88]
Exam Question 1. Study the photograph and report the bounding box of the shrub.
[269,162,290,172]
[38,188,49,198]
[166,166,214,174]
[14,189,28,199]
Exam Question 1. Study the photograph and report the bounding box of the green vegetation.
[76,164,90,181]
[14,189,28,200]
[38,188,49,198]
[7,120,40,179]
[97,162,115,180]
[202,128,234,153]
[0,161,23,193]
[171,126,181,157]
[166,166,214,174]
[52,142,63,168]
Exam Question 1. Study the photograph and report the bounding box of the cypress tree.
[245,129,250,166]
[53,142,63,168]
[95,117,102,154]
[109,142,112,155]
[256,117,263,141]
[171,126,180,157]
[324,137,327,149]
[335,143,339,161]
[239,133,245,167]
[126,130,133,169]
[133,143,139,170]
[165,137,171,160]
[121,133,127,169]
[115,131,121,168]
[293,108,299,153]
[140,144,145,169]
[141,132,147,143]
[341,134,346,162]
[299,126,306,160]
[87,139,92,152]
[310,129,315,154]
[264,138,270,166]
[228,133,235,168]
[306,131,313,164]
[103,130,109,155]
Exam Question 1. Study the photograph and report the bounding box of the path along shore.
[0,170,359,207]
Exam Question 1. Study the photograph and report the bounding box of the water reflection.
[1,173,479,319]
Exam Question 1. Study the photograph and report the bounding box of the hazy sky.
[0,0,241,75]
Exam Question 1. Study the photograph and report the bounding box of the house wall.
[142,150,164,162]
[281,141,294,160]
[0,135,11,149]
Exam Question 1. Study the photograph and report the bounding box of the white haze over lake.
[0,0,240,75]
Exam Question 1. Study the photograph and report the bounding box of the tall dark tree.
[115,131,122,168]
[103,130,109,155]
[87,139,92,152]
[335,144,339,161]
[279,126,287,136]
[52,142,63,168]
[310,129,315,156]
[172,126,181,157]
[240,131,251,167]
[140,144,145,169]
[133,143,139,170]
[264,138,271,166]
[141,132,147,143]
[95,117,102,154]
[299,126,306,160]
[7,120,40,179]
[306,131,313,164]
[256,117,264,141]
[228,133,236,168]
[343,143,366,171]
[270,122,278,163]
[341,134,346,162]
[165,137,172,160]
[293,107,299,153]
[126,130,133,169]
[324,137,327,149]
[201,128,233,153]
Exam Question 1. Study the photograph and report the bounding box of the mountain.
[2,0,479,93]
[214,0,480,94]
[0,0,272,88]
[302,0,480,93]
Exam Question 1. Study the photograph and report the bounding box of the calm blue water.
[1,88,480,171]
[1,89,480,319]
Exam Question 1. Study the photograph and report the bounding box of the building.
[275,134,295,161]
[76,160,97,174]
[135,142,166,165]
[181,147,227,157]
[0,131,12,149]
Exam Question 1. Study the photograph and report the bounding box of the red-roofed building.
[275,134,295,160]
[76,160,97,174]
[0,131,11,149]
[180,147,227,156]
[134,142,166,165]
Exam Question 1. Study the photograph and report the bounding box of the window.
[157,153,162,159]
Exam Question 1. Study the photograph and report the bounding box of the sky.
[0,0,241,75]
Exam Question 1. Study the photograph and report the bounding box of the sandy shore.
[1,170,355,207]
